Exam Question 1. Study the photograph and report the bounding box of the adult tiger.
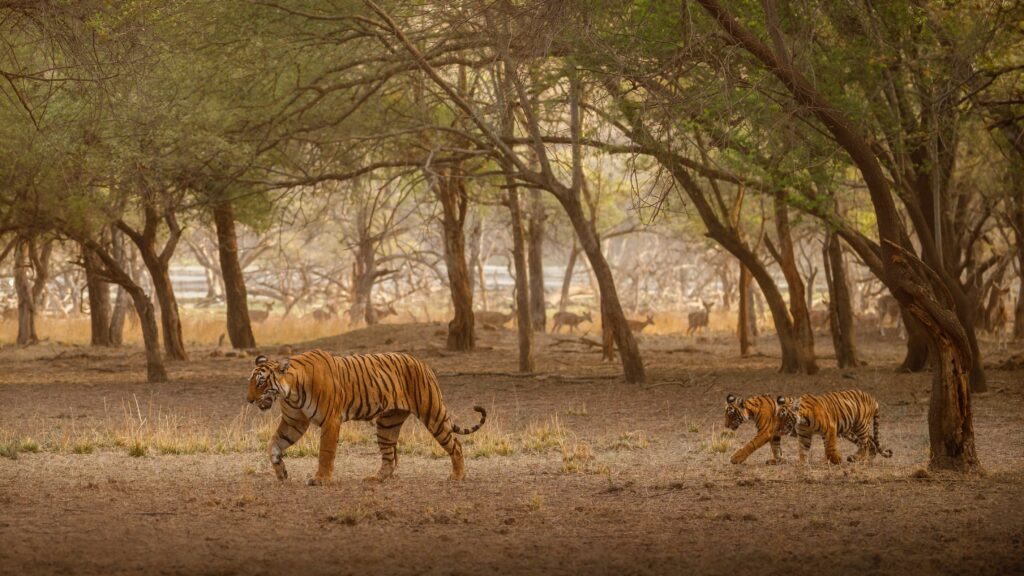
[247,349,486,484]
[724,394,795,465]
[776,390,893,464]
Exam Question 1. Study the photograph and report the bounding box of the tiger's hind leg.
[366,410,410,482]
[427,415,466,480]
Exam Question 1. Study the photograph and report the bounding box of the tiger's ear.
[255,355,268,366]
[777,396,787,405]
[726,394,736,404]
[279,359,290,373]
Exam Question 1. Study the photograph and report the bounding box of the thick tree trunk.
[507,185,534,372]
[526,189,547,332]
[437,168,475,351]
[213,200,256,349]
[148,263,188,361]
[83,245,113,346]
[129,285,167,383]
[769,191,819,374]
[14,238,37,345]
[738,263,753,356]
[559,243,579,313]
[823,232,862,367]
[928,340,978,471]
[560,195,645,383]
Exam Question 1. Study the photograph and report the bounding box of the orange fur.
[247,349,486,484]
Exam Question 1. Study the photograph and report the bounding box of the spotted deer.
[311,305,336,322]
[687,300,714,336]
[476,310,514,327]
[626,313,655,333]
[249,301,274,323]
[373,303,398,321]
[551,310,592,334]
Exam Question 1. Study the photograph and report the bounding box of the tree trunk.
[129,285,167,383]
[14,238,37,345]
[526,189,547,332]
[83,245,113,346]
[468,214,484,307]
[147,263,188,361]
[213,200,256,349]
[823,231,862,367]
[768,191,819,374]
[507,184,534,372]
[108,227,129,347]
[559,243,579,313]
[119,205,187,361]
[81,241,167,383]
[928,340,978,471]
[738,263,753,356]
[559,194,645,383]
[1016,271,1024,341]
[437,168,475,351]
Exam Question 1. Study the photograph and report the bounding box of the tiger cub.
[724,394,795,465]
[776,390,893,465]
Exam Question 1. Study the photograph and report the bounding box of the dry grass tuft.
[606,430,650,451]
[521,416,567,453]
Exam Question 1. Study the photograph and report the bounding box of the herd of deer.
[472,299,715,337]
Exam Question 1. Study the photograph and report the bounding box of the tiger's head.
[724,394,748,430]
[775,395,801,436]
[247,355,292,411]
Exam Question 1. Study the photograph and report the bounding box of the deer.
[373,302,398,321]
[809,299,830,332]
[626,313,655,333]
[310,304,337,322]
[249,301,274,323]
[475,310,514,327]
[551,310,592,334]
[876,294,902,336]
[687,299,714,336]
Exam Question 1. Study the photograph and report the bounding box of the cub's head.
[775,395,801,436]
[724,394,747,430]
[247,355,291,411]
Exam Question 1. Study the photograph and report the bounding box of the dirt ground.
[1,323,1023,576]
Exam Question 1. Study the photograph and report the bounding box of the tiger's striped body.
[724,394,794,465]
[777,390,892,465]
[247,349,486,484]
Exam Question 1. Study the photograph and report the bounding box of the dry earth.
[1,323,1023,576]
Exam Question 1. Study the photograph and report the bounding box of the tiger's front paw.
[766,458,785,466]
[306,478,322,486]
[730,454,745,465]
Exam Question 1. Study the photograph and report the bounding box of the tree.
[696,0,978,472]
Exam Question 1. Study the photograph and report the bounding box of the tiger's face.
[247,355,290,411]
[724,394,747,430]
[776,395,800,436]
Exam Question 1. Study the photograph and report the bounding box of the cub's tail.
[452,406,487,435]
[873,412,893,458]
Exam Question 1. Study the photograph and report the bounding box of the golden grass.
[0,309,357,347]
[606,430,650,451]
[521,416,568,453]
[0,432,40,459]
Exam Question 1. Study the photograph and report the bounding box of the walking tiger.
[247,349,486,484]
